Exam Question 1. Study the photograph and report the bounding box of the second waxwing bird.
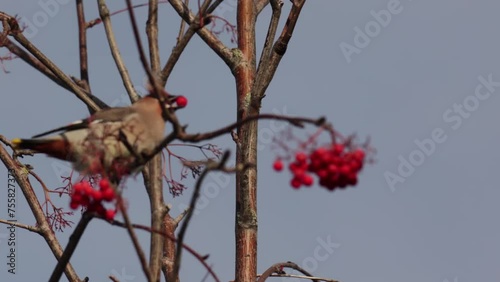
[11,93,186,178]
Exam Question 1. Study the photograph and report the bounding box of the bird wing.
[32,107,136,138]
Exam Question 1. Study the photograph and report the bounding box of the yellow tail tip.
[11,138,22,149]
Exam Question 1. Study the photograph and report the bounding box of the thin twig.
[143,114,328,164]
[176,0,189,44]
[147,0,161,72]
[257,261,321,282]
[171,151,230,282]
[253,0,307,99]
[258,273,339,282]
[117,197,152,281]
[160,0,213,85]
[76,0,91,92]
[10,31,101,112]
[98,0,140,102]
[101,217,221,282]
[254,0,282,93]
[160,25,196,85]
[167,0,236,68]
[0,14,108,110]
[0,219,40,233]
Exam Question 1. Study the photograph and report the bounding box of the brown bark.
[234,1,259,281]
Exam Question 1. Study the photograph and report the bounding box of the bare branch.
[100,217,221,282]
[0,219,40,233]
[139,113,328,168]
[0,14,108,110]
[160,0,214,85]
[76,0,91,91]
[48,212,92,282]
[176,0,189,44]
[171,151,231,282]
[255,0,283,91]
[10,30,101,112]
[0,144,81,281]
[160,25,196,85]
[253,0,307,98]
[117,196,152,281]
[147,0,161,73]
[256,0,270,14]
[257,261,322,282]
[167,0,236,69]
[97,0,140,102]
[258,273,339,282]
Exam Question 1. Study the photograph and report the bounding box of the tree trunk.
[235,1,259,281]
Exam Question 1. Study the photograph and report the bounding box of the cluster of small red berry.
[69,178,116,220]
[273,143,366,190]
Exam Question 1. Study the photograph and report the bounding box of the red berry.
[73,182,84,194]
[102,188,116,202]
[333,144,344,155]
[99,178,110,190]
[302,174,314,186]
[317,169,328,179]
[340,164,351,175]
[327,164,339,174]
[69,200,80,210]
[291,178,302,189]
[273,160,284,171]
[353,149,365,160]
[175,96,188,108]
[105,209,116,221]
[295,152,308,163]
[92,190,103,202]
[83,183,93,195]
[349,159,362,171]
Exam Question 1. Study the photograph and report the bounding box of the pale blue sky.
[1,1,499,282]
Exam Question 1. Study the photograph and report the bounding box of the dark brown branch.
[207,0,224,14]
[257,261,320,282]
[147,0,161,73]
[76,0,90,91]
[98,0,139,102]
[48,212,92,282]
[141,114,328,167]
[171,151,231,282]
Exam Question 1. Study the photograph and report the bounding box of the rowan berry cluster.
[69,178,116,220]
[274,143,366,191]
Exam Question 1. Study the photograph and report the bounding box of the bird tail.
[11,138,71,160]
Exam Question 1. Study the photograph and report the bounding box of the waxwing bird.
[11,93,187,178]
